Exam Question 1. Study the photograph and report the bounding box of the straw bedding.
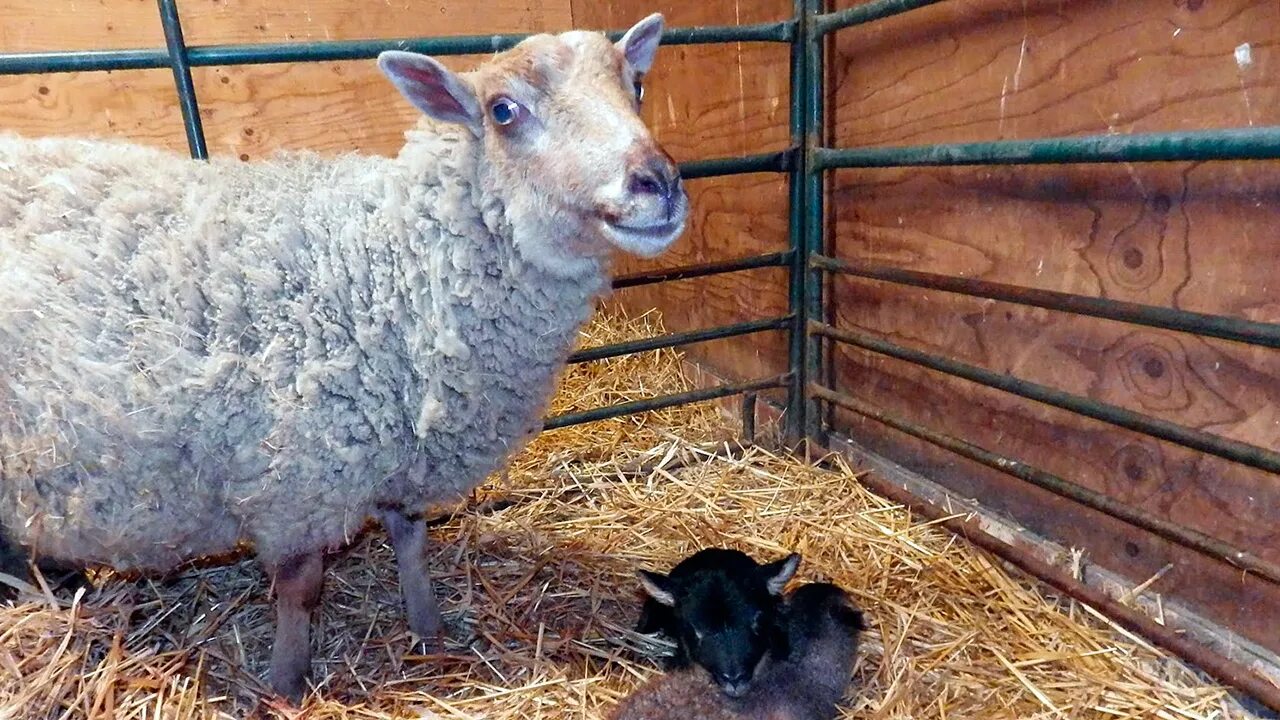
[0,306,1256,719]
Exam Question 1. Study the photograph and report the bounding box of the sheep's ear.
[616,13,664,74]
[637,570,675,607]
[761,552,801,596]
[378,51,482,133]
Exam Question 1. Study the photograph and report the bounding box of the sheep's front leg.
[267,552,324,702]
[379,509,442,642]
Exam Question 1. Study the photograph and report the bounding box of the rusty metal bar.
[612,251,792,290]
[542,374,789,431]
[811,254,1280,349]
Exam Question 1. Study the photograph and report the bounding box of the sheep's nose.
[626,158,680,200]
[715,671,751,698]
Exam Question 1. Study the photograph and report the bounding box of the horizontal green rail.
[815,0,949,35]
[814,127,1280,168]
[681,151,791,179]
[543,374,789,430]
[810,320,1280,474]
[811,383,1280,585]
[0,21,794,75]
[569,316,791,364]
[612,251,793,290]
[812,254,1280,349]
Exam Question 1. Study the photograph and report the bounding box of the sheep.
[635,548,801,697]
[0,12,687,702]
[611,582,866,720]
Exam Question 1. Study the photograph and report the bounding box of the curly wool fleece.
[0,125,604,572]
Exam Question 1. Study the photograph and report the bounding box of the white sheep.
[0,13,686,701]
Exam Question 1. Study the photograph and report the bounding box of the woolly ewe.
[0,13,685,701]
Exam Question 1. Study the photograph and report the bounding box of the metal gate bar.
[812,254,1280,349]
[569,317,792,365]
[0,20,795,74]
[157,0,207,159]
[544,374,789,431]
[810,320,1280,475]
[611,251,792,290]
[810,383,1280,586]
[815,127,1280,168]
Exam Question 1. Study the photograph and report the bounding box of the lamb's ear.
[378,51,482,133]
[637,570,676,607]
[616,13,664,74]
[761,552,801,595]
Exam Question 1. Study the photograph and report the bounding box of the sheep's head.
[636,548,801,699]
[379,14,687,276]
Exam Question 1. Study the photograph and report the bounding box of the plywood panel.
[177,0,574,45]
[829,273,1280,561]
[1,1,163,51]
[191,60,428,159]
[830,0,1278,145]
[0,2,574,155]
[0,0,574,51]
[572,0,794,385]
[0,70,190,152]
[826,0,1280,648]
[826,353,1280,654]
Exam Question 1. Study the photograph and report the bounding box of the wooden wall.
[825,0,1280,655]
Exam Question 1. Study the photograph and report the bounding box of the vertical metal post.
[785,0,827,446]
[157,0,208,159]
[802,0,827,445]
[785,0,812,444]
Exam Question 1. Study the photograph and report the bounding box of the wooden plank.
[829,0,1278,145]
[1,1,164,51]
[0,70,190,152]
[0,2,574,156]
[830,271,1280,561]
[826,348,1280,654]
[826,0,1280,654]
[571,0,794,384]
[190,61,423,159]
[177,0,574,45]
[0,1,574,51]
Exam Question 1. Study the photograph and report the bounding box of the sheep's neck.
[356,128,608,502]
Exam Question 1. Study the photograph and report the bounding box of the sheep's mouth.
[602,218,685,257]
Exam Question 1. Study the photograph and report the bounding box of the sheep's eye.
[633,80,644,103]
[490,97,520,126]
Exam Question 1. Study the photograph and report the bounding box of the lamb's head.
[637,548,801,699]
[378,14,687,277]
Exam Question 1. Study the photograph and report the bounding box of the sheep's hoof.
[407,604,443,642]
[268,667,308,705]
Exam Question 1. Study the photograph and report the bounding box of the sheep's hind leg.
[379,509,442,643]
[267,552,324,703]
[0,531,27,601]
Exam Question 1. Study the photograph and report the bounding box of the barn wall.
[825,0,1280,655]
[0,1,572,156]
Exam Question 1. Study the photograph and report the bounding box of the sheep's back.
[0,135,310,570]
